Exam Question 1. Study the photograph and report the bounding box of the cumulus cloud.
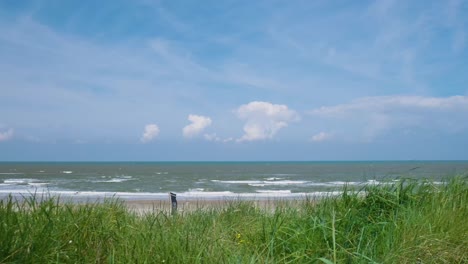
[140,124,160,143]
[311,132,333,142]
[0,128,14,142]
[183,115,212,138]
[308,95,468,141]
[236,101,299,142]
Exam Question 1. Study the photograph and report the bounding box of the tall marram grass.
[0,177,466,263]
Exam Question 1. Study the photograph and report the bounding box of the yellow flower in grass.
[235,233,245,245]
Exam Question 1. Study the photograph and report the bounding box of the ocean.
[1,161,467,201]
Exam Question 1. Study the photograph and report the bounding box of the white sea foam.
[92,176,133,183]
[0,189,351,203]
[213,180,263,184]
[265,177,284,181]
[0,172,24,175]
[264,180,307,185]
[247,180,308,186]
[270,174,297,176]
[307,181,364,187]
[61,171,73,174]
[99,179,128,183]
[329,181,348,185]
[256,190,291,194]
[4,178,38,184]
[184,191,234,196]
[188,188,205,192]
[213,180,308,186]
[28,182,48,186]
[331,181,362,185]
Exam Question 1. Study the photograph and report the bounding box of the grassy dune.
[0,177,467,263]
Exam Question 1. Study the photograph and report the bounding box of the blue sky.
[1,0,467,161]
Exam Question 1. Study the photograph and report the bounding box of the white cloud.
[204,133,234,143]
[141,124,160,143]
[149,38,213,79]
[309,95,468,141]
[236,101,299,142]
[311,132,333,142]
[183,115,212,138]
[0,17,222,143]
[310,95,468,116]
[0,128,14,142]
[204,133,219,141]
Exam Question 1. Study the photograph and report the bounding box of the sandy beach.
[124,197,314,214]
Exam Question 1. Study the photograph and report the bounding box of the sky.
[0,0,467,161]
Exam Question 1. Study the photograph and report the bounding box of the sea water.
[0,161,467,201]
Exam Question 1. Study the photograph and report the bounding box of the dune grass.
[0,177,467,263]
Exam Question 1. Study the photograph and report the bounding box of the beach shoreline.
[0,191,320,214]
[124,197,315,214]
[1,177,466,263]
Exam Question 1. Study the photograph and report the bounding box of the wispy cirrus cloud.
[309,95,468,141]
[311,132,333,142]
[444,0,467,53]
[1,1,467,160]
[310,96,468,116]
[0,128,14,142]
[0,16,221,142]
[264,0,467,96]
[204,133,233,143]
